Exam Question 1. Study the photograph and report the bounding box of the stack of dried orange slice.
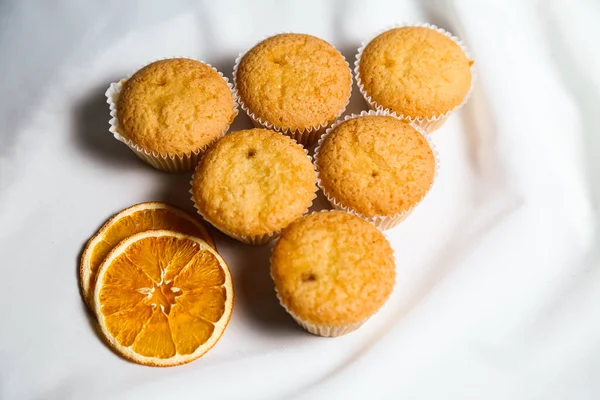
[79,202,234,367]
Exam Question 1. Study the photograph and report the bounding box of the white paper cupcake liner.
[314,110,440,230]
[290,317,365,337]
[105,57,239,172]
[189,144,317,246]
[232,33,352,146]
[270,209,397,337]
[354,22,475,133]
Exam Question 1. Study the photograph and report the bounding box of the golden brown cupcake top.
[192,129,315,237]
[271,211,395,326]
[316,115,435,217]
[236,33,352,131]
[359,27,472,118]
[117,58,235,155]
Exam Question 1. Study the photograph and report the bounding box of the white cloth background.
[1,0,599,399]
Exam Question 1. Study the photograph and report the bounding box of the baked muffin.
[271,211,395,337]
[315,111,437,230]
[356,24,473,132]
[107,58,237,171]
[191,128,316,245]
[234,33,352,145]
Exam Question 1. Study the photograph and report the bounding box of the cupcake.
[271,211,395,337]
[233,33,352,146]
[106,58,237,172]
[356,24,474,132]
[191,128,316,245]
[315,111,437,230]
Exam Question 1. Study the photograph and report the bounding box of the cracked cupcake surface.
[236,33,351,132]
[359,26,473,118]
[316,115,436,218]
[191,128,316,244]
[271,211,395,336]
[117,58,235,155]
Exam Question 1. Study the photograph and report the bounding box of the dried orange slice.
[93,230,233,367]
[80,202,214,308]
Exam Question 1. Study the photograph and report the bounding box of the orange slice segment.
[80,202,214,308]
[94,230,233,367]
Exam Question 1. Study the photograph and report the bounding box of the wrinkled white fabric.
[1,0,599,399]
